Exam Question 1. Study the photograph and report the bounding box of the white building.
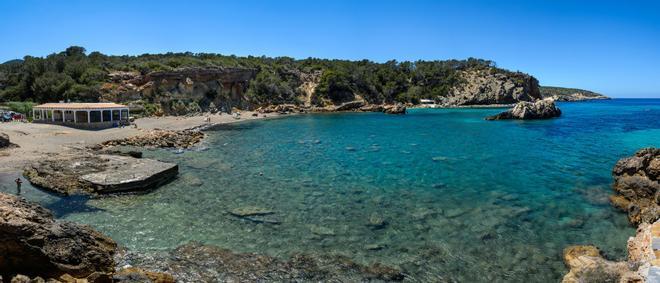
[32,103,129,129]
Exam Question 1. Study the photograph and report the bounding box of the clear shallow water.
[3,99,660,282]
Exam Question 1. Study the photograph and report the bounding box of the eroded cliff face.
[444,69,541,106]
[101,66,542,116]
[102,68,256,115]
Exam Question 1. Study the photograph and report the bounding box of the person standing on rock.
[14,177,22,195]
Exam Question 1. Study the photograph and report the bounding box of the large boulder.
[610,148,660,225]
[0,193,116,278]
[486,98,561,120]
[0,133,10,148]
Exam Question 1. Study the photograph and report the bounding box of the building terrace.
[32,102,130,129]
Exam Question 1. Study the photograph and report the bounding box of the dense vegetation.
[0,46,531,108]
[539,86,604,98]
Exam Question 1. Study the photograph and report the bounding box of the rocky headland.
[540,86,610,102]
[562,148,660,282]
[486,98,562,120]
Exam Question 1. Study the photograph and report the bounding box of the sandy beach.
[0,111,279,173]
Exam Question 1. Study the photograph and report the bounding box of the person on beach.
[15,178,22,195]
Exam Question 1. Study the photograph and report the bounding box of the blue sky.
[1,0,659,97]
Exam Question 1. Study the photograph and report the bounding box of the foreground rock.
[562,148,660,282]
[561,244,645,283]
[117,242,405,282]
[0,193,116,278]
[24,154,178,195]
[486,98,562,120]
[101,129,204,149]
[610,148,660,225]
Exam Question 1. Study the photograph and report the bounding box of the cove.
[5,99,660,282]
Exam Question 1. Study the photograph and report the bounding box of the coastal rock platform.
[23,153,178,195]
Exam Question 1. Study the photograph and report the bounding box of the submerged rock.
[485,98,561,120]
[23,154,178,195]
[310,225,336,236]
[0,193,116,278]
[610,147,660,225]
[118,242,405,282]
[367,213,388,229]
[228,206,274,217]
[113,267,175,283]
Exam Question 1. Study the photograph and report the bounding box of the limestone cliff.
[101,66,542,116]
[443,69,541,106]
[102,67,256,115]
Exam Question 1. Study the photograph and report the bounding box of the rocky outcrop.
[101,129,204,149]
[23,154,178,195]
[256,104,305,114]
[610,148,660,225]
[117,242,405,282]
[486,98,561,120]
[383,103,406,114]
[562,148,660,282]
[0,193,116,278]
[103,67,257,115]
[444,69,541,106]
[561,244,645,283]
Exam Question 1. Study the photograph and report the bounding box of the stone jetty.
[24,153,178,195]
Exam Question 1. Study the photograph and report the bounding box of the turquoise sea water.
[3,99,660,282]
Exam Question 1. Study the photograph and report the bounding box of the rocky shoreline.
[0,192,174,282]
[255,101,407,115]
[562,148,660,282]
